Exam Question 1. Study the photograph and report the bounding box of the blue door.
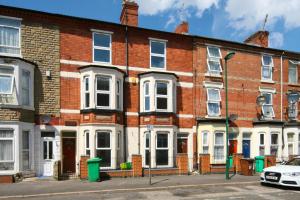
[242,140,250,158]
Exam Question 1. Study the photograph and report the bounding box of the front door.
[229,140,237,156]
[41,132,55,177]
[62,138,76,174]
[242,140,251,158]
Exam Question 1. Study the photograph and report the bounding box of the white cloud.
[136,0,219,17]
[165,15,176,28]
[269,32,284,48]
[225,0,300,31]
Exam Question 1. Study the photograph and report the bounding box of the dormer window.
[0,17,21,56]
[207,46,222,75]
[261,55,273,81]
[150,40,166,69]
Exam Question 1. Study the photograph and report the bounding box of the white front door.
[41,132,55,177]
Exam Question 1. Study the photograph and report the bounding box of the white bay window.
[140,73,176,113]
[96,131,111,168]
[0,129,14,171]
[259,133,265,156]
[0,59,34,108]
[202,131,209,154]
[271,133,279,157]
[80,67,123,110]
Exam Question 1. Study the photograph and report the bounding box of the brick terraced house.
[0,1,299,180]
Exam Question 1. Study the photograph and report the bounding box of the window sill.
[261,80,275,84]
[205,72,222,78]
[150,66,167,70]
[0,104,34,111]
[0,52,22,58]
[205,115,222,119]
[92,61,113,66]
[288,83,300,87]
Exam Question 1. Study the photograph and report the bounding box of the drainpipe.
[123,8,129,162]
[280,51,285,156]
[280,51,285,121]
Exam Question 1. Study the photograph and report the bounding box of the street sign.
[146,124,153,131]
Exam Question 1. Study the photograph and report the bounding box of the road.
[1,182,299,200]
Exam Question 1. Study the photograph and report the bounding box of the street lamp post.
[224,51,235,180]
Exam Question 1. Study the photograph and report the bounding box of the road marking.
[0,181,258,199]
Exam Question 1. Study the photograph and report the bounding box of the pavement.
[0,174,262,199]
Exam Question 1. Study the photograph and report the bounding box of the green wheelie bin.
[229,156,233,168]
[87,157,102,182]
[255,156,264,173]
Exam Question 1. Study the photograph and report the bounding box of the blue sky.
[0,0,299,52]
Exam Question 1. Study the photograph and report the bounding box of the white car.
[260,156,300,187]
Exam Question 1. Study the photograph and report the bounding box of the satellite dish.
[229,114,238,121]
[256,95,266,106]
[288,92,300,104]
[41,115,51,124]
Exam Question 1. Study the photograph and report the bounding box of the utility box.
[240,158,254,176]
[87,157,101,182]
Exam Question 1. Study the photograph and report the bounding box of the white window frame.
[261,55,274,81]
[206,88,221,117]
[0,129,14,171]
[270,132,279,157]
[0,16,21,57]
[95,131,112,168]
[21,69,30,106]
[144,81,150,112]
[144,132,150,166]
[43,140,54,160]
[150,40,166,69]
[202,131,209,154]
[116,79,121,110]
[155,81,168,111]
[261,92,275,118]
[287,133,294,156]
[0,67,14,95]
[288,61,298,84]
[95,75,111,109]
[93,32,112,64]
[22,130,30,170]
[259,132,265,156]
[298,133,300,155]
[214,132,224,162]
[84,130,90,156]
[207,46,222,74]
[156,132,169,166]
[83,76,90,109]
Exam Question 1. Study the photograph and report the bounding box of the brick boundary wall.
[264,155,276,168]
[0,175,14,184]
[80,156,90,179]
[199,154,211,174]
[176,153,189,175]
[132,154,142,177]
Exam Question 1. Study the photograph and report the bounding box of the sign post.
[146,124,153,185]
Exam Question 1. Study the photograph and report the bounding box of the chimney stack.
[120,0,139,27]
[175,21,189,35]
[244,31,269,48]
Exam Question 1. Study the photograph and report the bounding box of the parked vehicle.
[260,156,300,187]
